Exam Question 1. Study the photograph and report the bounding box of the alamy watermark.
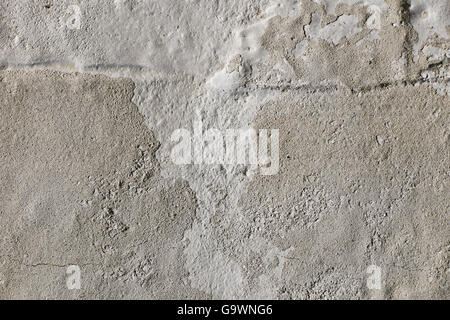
[66,265,81,290]
[170,121,279,175]
[66,5,82,30]
[366,264,382,290]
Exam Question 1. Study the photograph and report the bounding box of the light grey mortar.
[0,0,448,300]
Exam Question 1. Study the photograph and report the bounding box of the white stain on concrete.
[409,0,450,60]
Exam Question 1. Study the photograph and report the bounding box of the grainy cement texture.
[0,0,448,299]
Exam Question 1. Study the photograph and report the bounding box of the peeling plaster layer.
[312,0,387,15]
[408,0,450,59]
[306,14,362,45]
[0,0,269,77]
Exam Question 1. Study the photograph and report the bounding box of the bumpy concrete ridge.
[0,0,448,299]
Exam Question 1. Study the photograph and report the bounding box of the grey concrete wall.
[0,0,448,299]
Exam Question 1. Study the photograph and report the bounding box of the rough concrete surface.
[0,0,448,299]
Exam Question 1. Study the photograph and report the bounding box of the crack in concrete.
[2,63,447,95]
[1,256,98,269]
